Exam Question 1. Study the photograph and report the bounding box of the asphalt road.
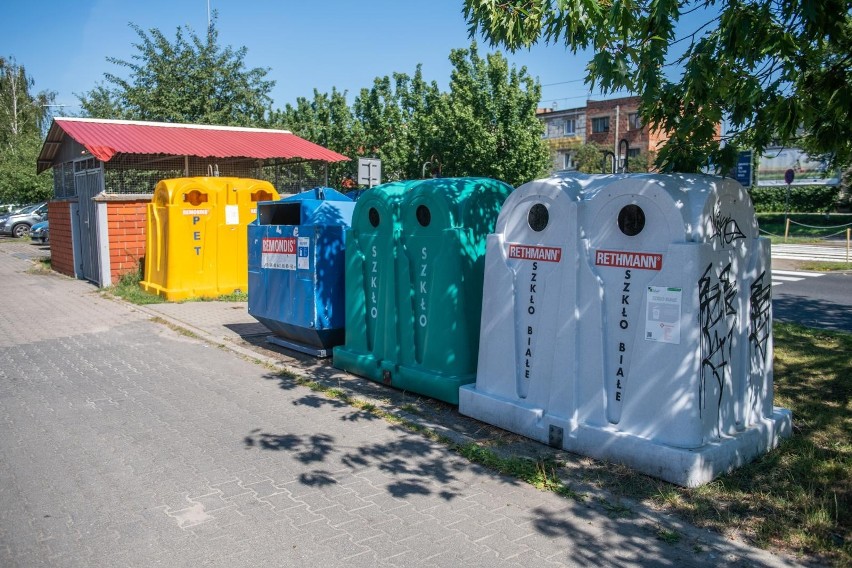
[773,271,852,333]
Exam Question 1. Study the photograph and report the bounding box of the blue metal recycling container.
[248,187,355,357]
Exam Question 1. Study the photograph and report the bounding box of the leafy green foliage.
[438,44,550,185]
[78,13,274,126]
[108,267,164,305]
[0,56,54,204]
[749,186,842,213]
[352,75,417,181]
[275,43,549,187]
[463,0,852,173]
[269,87,366,185]
[574,142,609,173]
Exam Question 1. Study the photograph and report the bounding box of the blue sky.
[1,0,613,116]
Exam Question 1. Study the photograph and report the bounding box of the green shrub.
[749,185,841,212]
[110,266,164,305]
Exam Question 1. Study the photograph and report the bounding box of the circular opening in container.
[528,203,549,232]
[416,205,431,227]
[368,207,380,227]
[617,204,645,236]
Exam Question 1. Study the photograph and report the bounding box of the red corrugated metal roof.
[37,117,349,172]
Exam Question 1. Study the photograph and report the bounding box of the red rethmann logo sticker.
[595,249,662,270]
[508,244,562,262]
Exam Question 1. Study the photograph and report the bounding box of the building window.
[564,119,576,136]
[592,116,610,133]
[544,120,560,139]
[628,113,642,130]
[563,152,576,170]
[628,148,641,158]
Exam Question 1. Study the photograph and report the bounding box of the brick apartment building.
[538,96,668,173]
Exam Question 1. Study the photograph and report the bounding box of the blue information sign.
[735,151,752,186]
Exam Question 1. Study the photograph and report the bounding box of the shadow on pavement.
[773,295,852,333]
[223,322,270,337]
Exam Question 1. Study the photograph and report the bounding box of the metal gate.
[74,165,104,284]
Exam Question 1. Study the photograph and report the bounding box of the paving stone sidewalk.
[0,241,804,567]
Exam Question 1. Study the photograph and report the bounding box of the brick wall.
[48,200,76,277]
[106,200,148,283]
[586,97,650,153]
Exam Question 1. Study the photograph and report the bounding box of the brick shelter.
[103,198,148,282]
[47,200,74,277]
[37,118,348,286]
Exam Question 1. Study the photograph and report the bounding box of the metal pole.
[614,105,619,167]
[785,218,790,243]
[847,227,850,263]
[784,182,791,233]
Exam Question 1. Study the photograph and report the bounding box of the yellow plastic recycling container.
[141,177,278,301]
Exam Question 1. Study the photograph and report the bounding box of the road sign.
[358,158,381,188]
[735,151,752,186]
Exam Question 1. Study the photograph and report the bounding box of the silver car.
[0,202,47,238]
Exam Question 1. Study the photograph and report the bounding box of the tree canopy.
[0,56,54,204]
[439,44,550,184]
[274,44,550,187]
[463,0,852,173]
[79,13,274,126]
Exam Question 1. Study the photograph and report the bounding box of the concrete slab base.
[460,384,793,487]
[566,408,793,487]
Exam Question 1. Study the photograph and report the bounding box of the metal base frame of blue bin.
[266,335,331,358]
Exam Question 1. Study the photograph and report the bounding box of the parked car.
[0,202,47,238]
[30,220,49,244]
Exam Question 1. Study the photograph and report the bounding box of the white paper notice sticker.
[645,286,682,344]
[225,205,239,225]
[297,237,310,269]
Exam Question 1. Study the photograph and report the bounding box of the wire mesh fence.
[53,154,331,199]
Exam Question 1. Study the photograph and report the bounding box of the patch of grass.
[216,290,248,302]
[656,527,682,544]
[455,443,583,499]
[798,261,852,272]
[26,256,52,274]
[149,316,201,339]
[184,290,248,302]
[758,213,852,241]
[766,235,829,245]
[108,269,165,305]
[586,322,850,564]
[597,497,633,518]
